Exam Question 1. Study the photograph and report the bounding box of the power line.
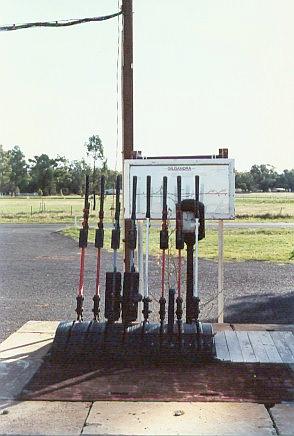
[0,12,122,32]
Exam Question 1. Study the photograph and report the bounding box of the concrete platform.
[0,401,91,435]
[83,402,275,435]
[0,321,293,435]
[0,321,57,400]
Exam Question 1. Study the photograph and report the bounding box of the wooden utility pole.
[122,0,133,272]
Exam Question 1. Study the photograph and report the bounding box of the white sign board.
[124,158,235,220]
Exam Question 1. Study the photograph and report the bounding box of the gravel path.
[0,224,293,343]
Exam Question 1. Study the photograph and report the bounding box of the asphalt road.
[0,224,293,343]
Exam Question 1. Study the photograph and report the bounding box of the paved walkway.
[0,321,293,435]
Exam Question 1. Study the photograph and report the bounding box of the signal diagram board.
[124,158,235,220]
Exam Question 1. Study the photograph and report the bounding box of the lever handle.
[99,175,105,213]
[195,175,199,202]
[85,175,90,209]
[131,176,137,220]
[115,175,121,222]
[195,175,199,218]
[177,175,181,204]
[162,176,168,212]
[176,175,184,250]
[146,175,151,219]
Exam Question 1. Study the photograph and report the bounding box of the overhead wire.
[0,12,122,32]
[0,7,123,225]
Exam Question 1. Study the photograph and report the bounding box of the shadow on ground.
[225,291,294,324]
[0,342,50,405]
[20,356,294,404]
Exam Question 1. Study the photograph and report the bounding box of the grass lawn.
[1,192,294,223]
[0,195,116,224]
[236,193,294,221]
[62,226,294,263]
[1,193,294,262]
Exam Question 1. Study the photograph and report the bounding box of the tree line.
[0,136,119,197]
[236,165,294,192]
[1,142,294,195]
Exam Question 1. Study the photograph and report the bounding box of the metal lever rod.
[93,175,105,320]
[142,175,152,326]
[159,176,168,343]
[194,176,200,298]
[176,175,184,298]
[130,176,137,272]
[160,176,168,299]
[122,175,141,326]
[105,174,122,323]
[112,175,121,286]
[145,175,151,298]
[175,175,183,345]
[76,174,90,321]
[112,175,121,271]
[95,175,105,294]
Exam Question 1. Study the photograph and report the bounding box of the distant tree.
[99,159,119,190]
[51,156,72,195]
[250,164,278,192]
[28,154,55,195]
[279,169,294,192]
[235,171,255,192]
[0,145,12,194]
[85,135,105,210]
[68,159,91,195]
[8,146,28,193]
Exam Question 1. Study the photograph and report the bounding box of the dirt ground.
[0,224,293,343]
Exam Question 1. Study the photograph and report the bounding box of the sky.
[0,0,293,172]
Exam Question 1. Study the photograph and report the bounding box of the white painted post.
[193,217,199,297]
[137,220,144,322]
[217,219,224,323]
[145,218,150,298]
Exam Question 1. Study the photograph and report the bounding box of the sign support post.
[137,220,144,322]
[217,219,224,323]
